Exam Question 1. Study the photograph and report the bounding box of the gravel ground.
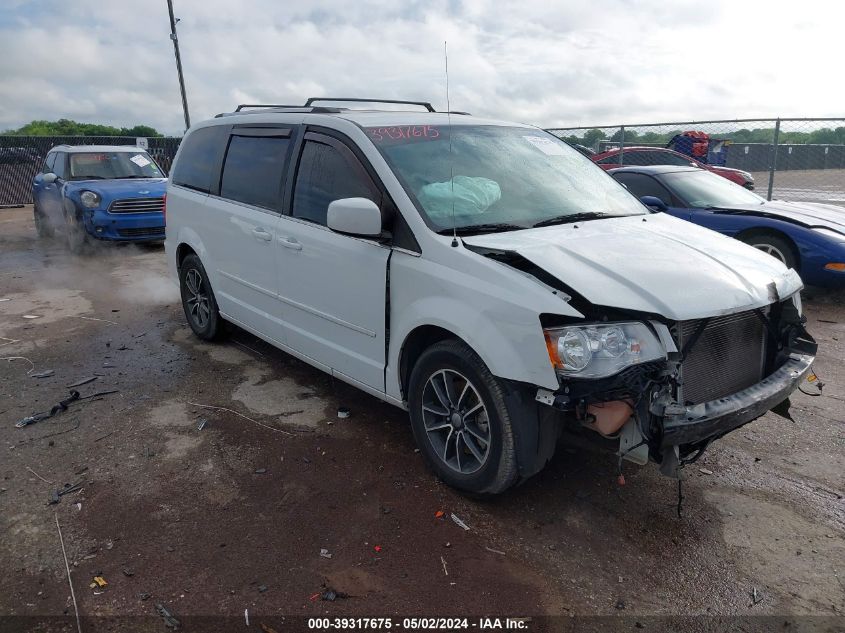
[1,206,843,631]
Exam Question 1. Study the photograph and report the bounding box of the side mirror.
[640,195,668,211]
[43,172,58,184]
[327,197,382,236]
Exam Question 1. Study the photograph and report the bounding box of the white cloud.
[0,0,842,135]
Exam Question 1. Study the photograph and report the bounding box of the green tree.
[2,119,163,137]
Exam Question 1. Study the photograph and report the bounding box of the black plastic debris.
[254,468,267,474]
[48,480,85,505]
[122,567,134,577]
[258,584,268,593]
[139,592,151,601]
[31,370,55,378]
[67,376,98,388]
[16,389,119,428]
[337,407,350,419]
[321,588,349,602]
[155,603,181,629]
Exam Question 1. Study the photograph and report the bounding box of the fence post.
[619,126,625,165]
[766,118,780,201]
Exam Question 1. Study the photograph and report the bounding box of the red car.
[592,146,755,189]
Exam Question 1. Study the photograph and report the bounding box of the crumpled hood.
[463,213,802,321]
[712,200,845,233]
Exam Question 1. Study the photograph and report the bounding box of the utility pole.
[167,0,191,131]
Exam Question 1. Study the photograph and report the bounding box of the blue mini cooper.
[32,145,167,253]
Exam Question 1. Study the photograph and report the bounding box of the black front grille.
[679,310,767,405]
[116,226,165,238]
[109,197,165,213]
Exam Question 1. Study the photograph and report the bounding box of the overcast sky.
[0,0,842,135]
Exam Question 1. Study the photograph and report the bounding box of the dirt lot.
[1,206,843,631]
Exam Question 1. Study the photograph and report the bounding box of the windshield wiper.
[531,212,611,228]
[437,222,527,236]
[117,175,151,179]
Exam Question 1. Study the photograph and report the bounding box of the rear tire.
[408,339,519,496]
[179,254,223,341]
[740,233,798,270]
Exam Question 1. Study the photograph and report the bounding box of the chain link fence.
[0,136,182,207]
[3,119,844,207]
[547,118,845,207]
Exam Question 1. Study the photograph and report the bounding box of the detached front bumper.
[661,353,815,448]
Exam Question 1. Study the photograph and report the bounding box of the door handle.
[278,235,302,250]
[251,227,272,242]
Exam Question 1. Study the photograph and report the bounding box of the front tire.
[179,254,223,340]
[408,339,519,495]
[741,233,798,270]
[33,204,53,238]
[64,203,91,255]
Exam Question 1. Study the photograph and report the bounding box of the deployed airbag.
[418,176,501,218]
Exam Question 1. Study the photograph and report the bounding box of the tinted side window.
[171,126,226,193]
[220,135,290,211]
[596,155,620,165]
[292,140,376,226]
[619,151,646,166]
[613,173,673,203]
[52,153,66,179]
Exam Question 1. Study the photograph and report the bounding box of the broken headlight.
[80,190,101,208]
[544,322,666,379]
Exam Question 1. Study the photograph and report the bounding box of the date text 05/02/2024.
[307,617,531,630]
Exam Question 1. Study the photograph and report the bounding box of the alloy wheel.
[185,268,211,329]
[421,369,491,474]
[751,243,787,264]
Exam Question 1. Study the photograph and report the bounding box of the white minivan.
[165,99,816,495]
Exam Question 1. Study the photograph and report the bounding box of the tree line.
[560,126,845,150]
[2,119,163,137]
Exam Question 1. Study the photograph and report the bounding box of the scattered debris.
[23,314,41,319]
[122,568,134,577]
[254,468,267,474]
[337,407,350,419]
[31,369,55,378]
[260,624,280,633]
[751,587,763,605]
[435,510,445,518]
[320,548,332,559]
[26,466,54,484]
[93,431,115,443]
[440,555,449,576]
[196,418,207,431]
[187,401,293,435]
[615,599,626,610]
[484,546,505,556]
[16,389,119,428]
[321,588,348,601]
[244,608,249,627]
[258,584,268,593]
[48,480,86,505]
[450,513,470,531]
[2,355,36,374]
[67,376,97,388]
[117,344,132,351]
[155,603,181,629]
[232,339,264,357]
[302,456,311,463]
[93,576,108,587]
[699,468,714,475]
[139,592,151,601]
[373,545,382,553]
[133,331,148,338]
[55,514,82,633]
[79,315,118,326]
[0,336,21,347]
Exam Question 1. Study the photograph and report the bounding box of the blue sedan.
[610,165,845,288]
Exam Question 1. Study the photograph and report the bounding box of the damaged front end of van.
[464,214,817,479]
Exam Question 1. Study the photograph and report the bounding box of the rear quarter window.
[171,126,227,193]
